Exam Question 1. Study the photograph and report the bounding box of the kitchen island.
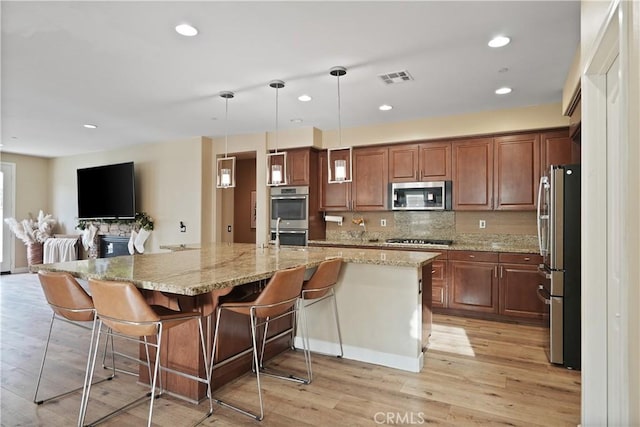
[32,243,439,399]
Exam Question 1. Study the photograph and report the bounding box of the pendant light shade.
[216,91,236,189]
[267,80,287,187]
[328,66,353,184]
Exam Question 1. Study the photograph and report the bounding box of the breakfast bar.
[32,243,438,400]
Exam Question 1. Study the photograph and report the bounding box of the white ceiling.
[1,1,580,158]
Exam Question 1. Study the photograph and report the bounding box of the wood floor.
[0,273,581,426]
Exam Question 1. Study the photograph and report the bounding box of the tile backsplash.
[324,210,537,247]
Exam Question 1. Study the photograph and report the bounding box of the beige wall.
[5,102,569,268]
[49,137,206,256]
[1,153,51,269]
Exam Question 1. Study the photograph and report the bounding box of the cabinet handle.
[500,266,503,278]
[469,255,475,258]
[494,266,498,277]
[432,270,436,274]
[524,257,531,261]
[415,170,418,180]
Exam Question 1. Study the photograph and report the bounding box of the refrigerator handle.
[536,176,546,256]
[536,285,551,305]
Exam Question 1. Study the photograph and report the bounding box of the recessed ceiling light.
[83,124,98,129]
[175,23,198,37]
[298,95,312,102]
[290,118,303,124]
[379,104,393,111]
[495,87,512,95]
[488,36,511,48]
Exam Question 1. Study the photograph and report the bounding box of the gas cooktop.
[385,238,453,246]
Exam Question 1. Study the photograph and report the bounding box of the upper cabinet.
[389,141,451,182]
[286,148,312,186]
[452,137,494,210]
[352,146,389,211]
[540,129,576,176]
[319,146,388,211]
[493,133,540,210]
[452,132,543,211]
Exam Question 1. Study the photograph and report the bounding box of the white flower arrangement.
[4,210,57,245]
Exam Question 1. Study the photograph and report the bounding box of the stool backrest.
[37,270,95,322]
[253,265,306,318]
[302,258,343,299]
[88,279,160,336]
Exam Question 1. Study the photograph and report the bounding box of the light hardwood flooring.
[0,273,581,426]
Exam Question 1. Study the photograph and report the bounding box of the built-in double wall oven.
[270,186,309,246]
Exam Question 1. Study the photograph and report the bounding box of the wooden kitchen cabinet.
[352,146,388,210]
[320,147,388,211]
[452,137,494,210]
[498,253,545,321]
[388,141,451,182]
[448,251,499,313]
[493,133,540,210]
[431,258,448,308]
[540,129,574,176]
[318,150,351,211]
[286,148,311,185]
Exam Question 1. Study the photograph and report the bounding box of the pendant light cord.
[337,73,342,147]
[224,96,229,157]
[275,85,279,153]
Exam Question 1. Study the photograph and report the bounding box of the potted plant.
[4,210,57,266]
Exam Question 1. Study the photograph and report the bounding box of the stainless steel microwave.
[390,181,452,210]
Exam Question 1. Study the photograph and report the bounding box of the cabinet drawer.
[498,253,542,265]
[431,260,447,281]
[448,250,498,263]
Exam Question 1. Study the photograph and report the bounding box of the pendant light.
[266,80,287,186]
[216,91,236,188]
[327,66,353,184]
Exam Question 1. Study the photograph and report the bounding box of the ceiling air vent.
[378,70,414,85]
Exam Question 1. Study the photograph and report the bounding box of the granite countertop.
[308,239,539,254]
[33,243,439,296]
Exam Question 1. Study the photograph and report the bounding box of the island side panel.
[298,262,425,372]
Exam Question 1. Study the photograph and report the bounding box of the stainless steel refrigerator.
[536,164,581,369]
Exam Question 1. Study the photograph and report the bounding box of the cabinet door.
[287,148,310,186]
[431,259,448,308]
[499,263,546,320]
[452,137,494,210]
[419,141,451,181]
[352,147,389,211]
[540,129,573,176]
[449,260,498,313]
[389,144,419,182]
[318,151,350,211]
[494,133,540,210]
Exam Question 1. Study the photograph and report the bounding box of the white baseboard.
[294,336,423,373]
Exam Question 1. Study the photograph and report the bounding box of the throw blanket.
[43,238,78,263]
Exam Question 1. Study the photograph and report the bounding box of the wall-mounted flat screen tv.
[77,161,136,219]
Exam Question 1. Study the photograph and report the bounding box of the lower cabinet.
[498,253,546,321]
[430,257,448,308]
[448,251,499,313]
[441,250,544,323]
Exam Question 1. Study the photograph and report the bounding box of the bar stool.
[80,279,213,427]
[34,271,119,416]
[298,258,344,381]
[210,265,310,421]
